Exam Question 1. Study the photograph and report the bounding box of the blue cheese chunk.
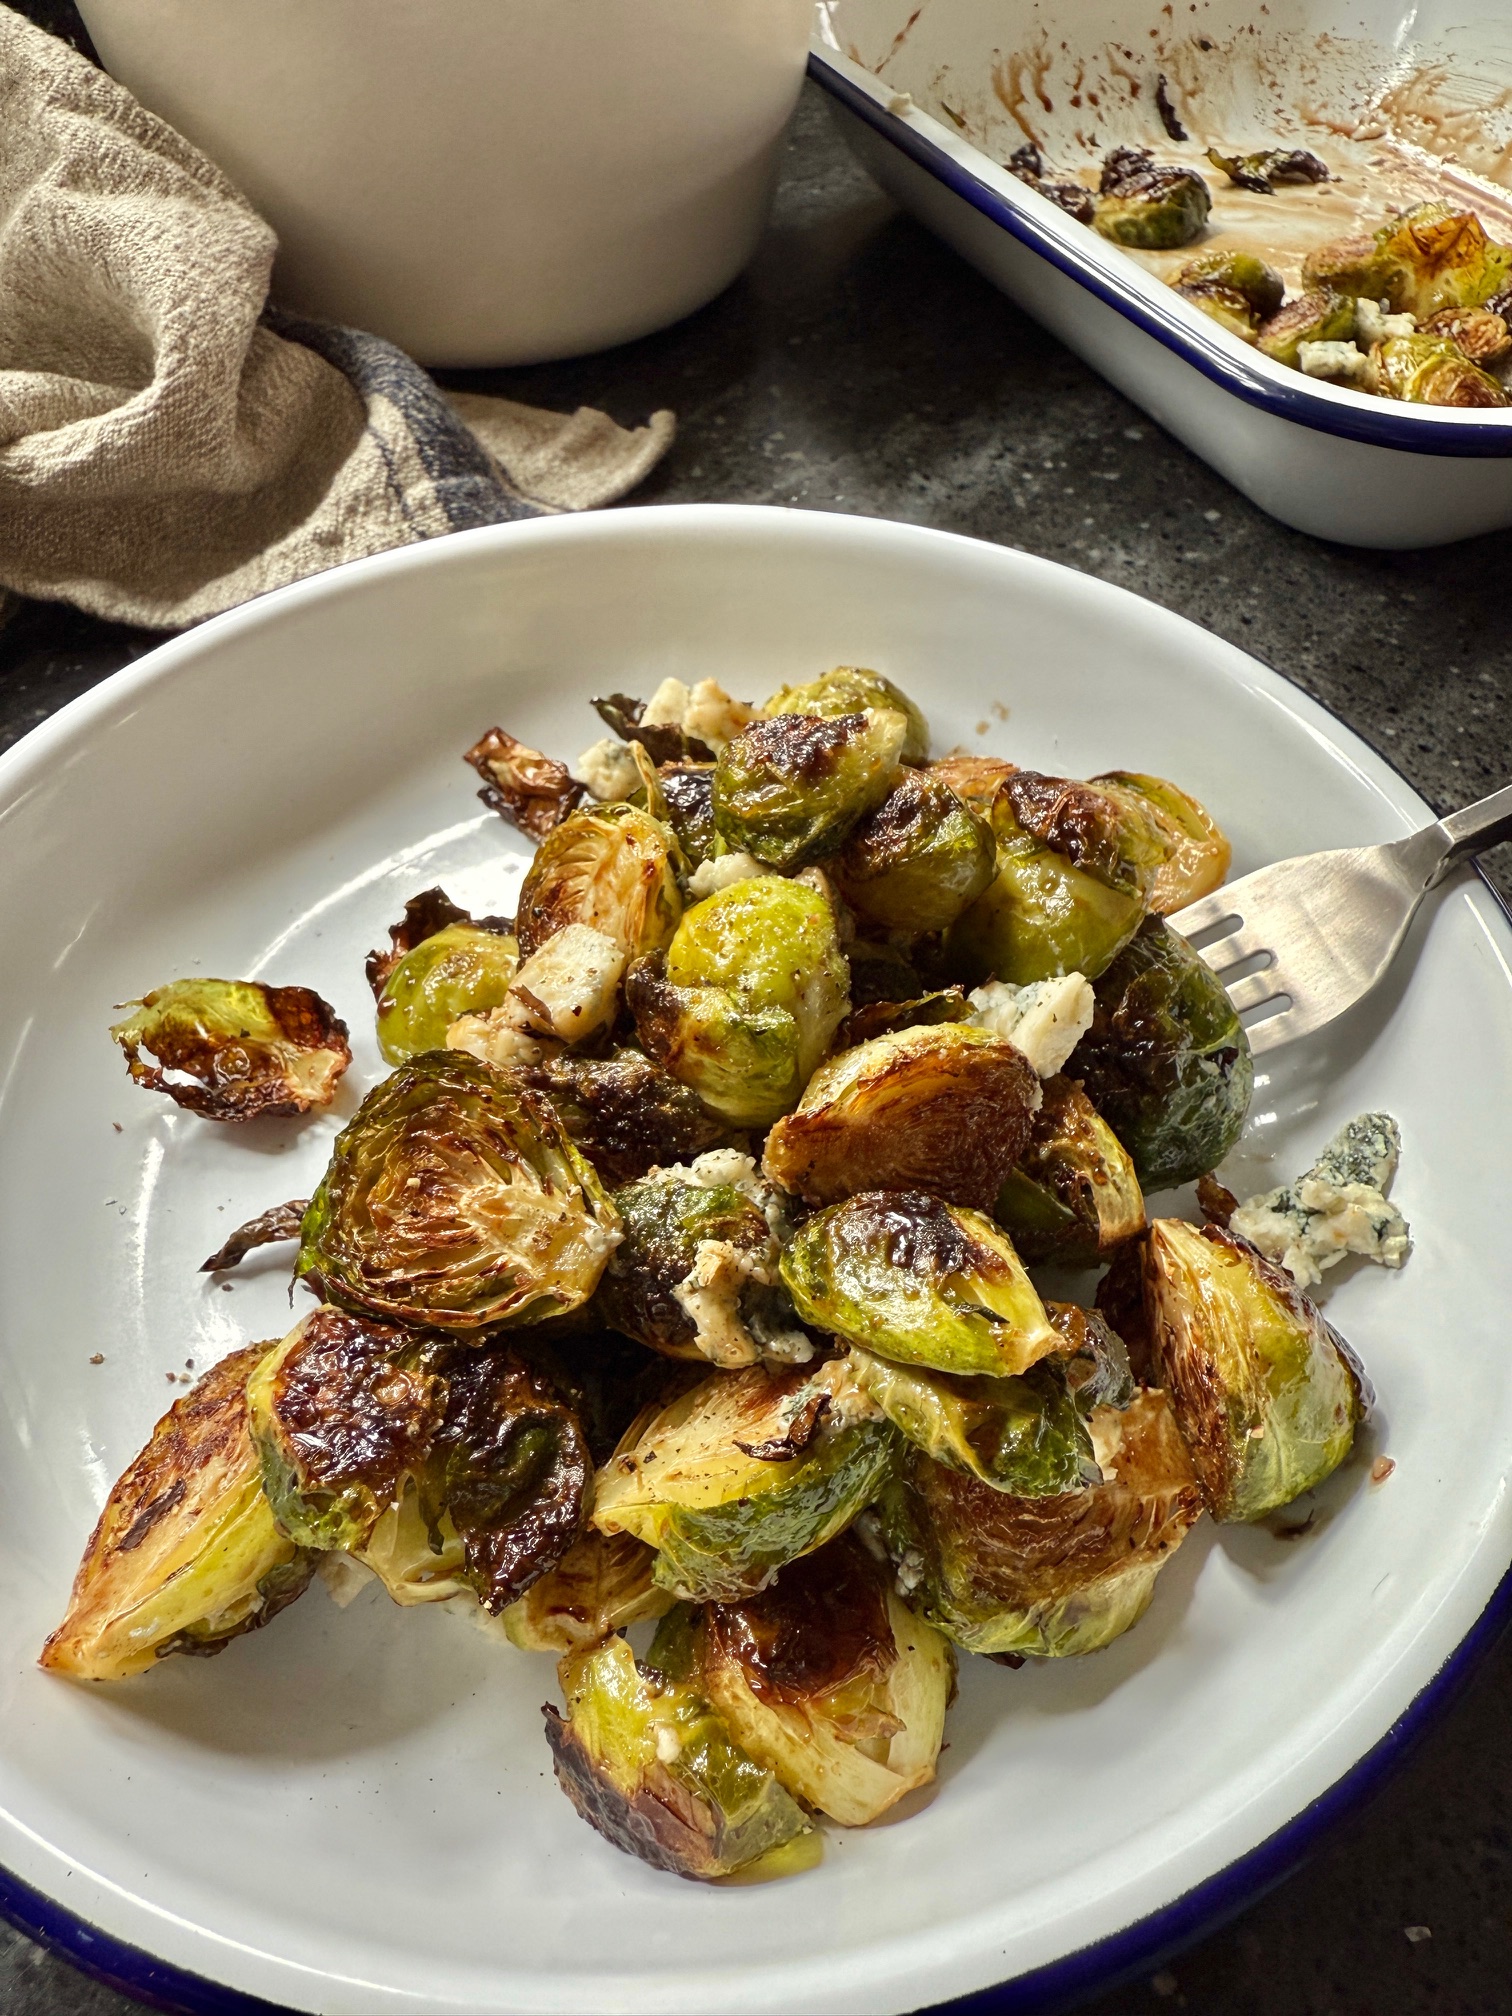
[966,974,1094,1078]
[1230,1112,1410,1289]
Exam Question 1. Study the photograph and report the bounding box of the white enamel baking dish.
[810,0,1512,547]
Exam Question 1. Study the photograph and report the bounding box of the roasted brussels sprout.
[42,1344,314,1680]
[1372,333,1509,408]
[296,1050,621,1333]
[699,1535,954,1825]
[762,1024,1041,1211]
[1142,1219,1369,1522]
[507,1047,733,1187]
[629,878,850,1128]
[1374,203,1512,319]
[998,771,1165,898]
[248,1307,448,1552]
[712,711,906,870]
[1089,772,1232,914]
[465,726,584,839]
[993,1074,1146,1264]
[782,1191,1060,1379]
[1173,249,1286,341]
[657,763,720,868]
[1094,147,1211,249]
[762,666,929,767]
[1419,305,1512,367]
[545,1616,814,1880]
[881,1388,1203,1657]
[593,1364,899,1602]
[946,828,1147,989]
[366,889,519,1065]
[1075,918,1252,1192]
[1299,232,1399,307]
[598,1157,804,1367]
[514,802,682,960]
[846,1348,1098,1496]
[503,1529,672,1652]
[926,754,1017,816]
[110,979,351,1120]
[1205,147,1331,194]
[1006,141,1097,225]
[836,986,971,1050]
[829,771,996,933]
[1256,290,1357,367]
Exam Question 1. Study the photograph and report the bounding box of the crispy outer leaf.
[201,1199,310,1273]
[465,728,584,840]
[592,694,714,765]
[111,980,350,1121]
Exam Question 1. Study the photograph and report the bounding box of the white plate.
[1,506,1510,2016]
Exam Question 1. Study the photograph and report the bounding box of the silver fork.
[1166,784,1512,1056]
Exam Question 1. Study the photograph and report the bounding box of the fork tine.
[1166,887,1243,937]
[1225,969,1287,1016]
[1190,926,1273,976]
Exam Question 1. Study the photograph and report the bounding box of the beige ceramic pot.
[76,0,812,365]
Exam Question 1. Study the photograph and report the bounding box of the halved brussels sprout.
[351,1484,469,1605]
[1094,147,1211,249]
[110,979,351,1121]
[545,1617,814,1880]
[946,827,1147,989]
[1372,333,1509,408]
[845,1348,1097,1496]
[926,755,1017,816]
[1205,147,1330,194]
[712,711,906,869]
[1373,203,1512,319]
[515,803,682,960]
[248,1307,448,1552]
[42,1344,314,1680]
[999,771,1166,899]
[657,763,720,868]
[1142,1219,1369,1522]
[1299,232,1399,307]
[593,1364,899,1603]
[510,1047,734,1187]
[1007,141,1097,225]
[1419,305,1511,367]
[598,1163,785,1365]
[881,1388,1203,1657]
[781,1190,1060,1379]
[1089,772,1232,914]
[762,666,929,767]
[465,727,584,839]
[1075,917,1253,1192]
[1256,290,1357,367]
[630,878,850,1128]
[366,889,519,1066]
[296,1050,621,1333]
[699,1535,954,1825]
[829,771,996,933]
[1174,249,1286,341]
[762,1023,1041,1210]
[503,1529,672,1652]
[993,1074,1146,1265]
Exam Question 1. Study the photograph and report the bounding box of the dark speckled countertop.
[3,53,1512,2016]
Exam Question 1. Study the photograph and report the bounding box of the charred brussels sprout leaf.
[656,763,720,868]
[1143,1219,1369,1522]
[1256,291,1356,367]
[593,1365,900,1603]
[1076,918,1253,1192]
[1094,147,1211,249]
[762,1023,1041,1211]
[511,1047,734,1187]
[1047,1301,1137,1416]
[416,1349,591,1611]
[630,878,850,1128]
[1089,772,1232,914]
[503,1528,672,1652]
[366,889,519,1065]
[1007,141,1097,224]
[993,1074,1146,1265]
[712,711,906,870]
[598,1167,778,1363]
[837,986,971,1050]
[945,830,1147,989]
[830,771,996,934]
[882,1389,1203,1657]
[1206,147,1331,194]
[1173,249,1286,341]
[699,1535,954,1825]
[42,1344,314,1680]
[1372,333,1509,407]
[846,1348,1098,1496]
[545,1623,814,1880]
[110,980,351,1121]
[296,1050,621,1333]
[248,1307,447,1552]
[465,727,584,839]
[515,803,682,960]
[592,693,713,765]
[782,1191,1060,1379]
[201,1198,308,1273]
[762,666,929,766]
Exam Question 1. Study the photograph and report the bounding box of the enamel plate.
[1,507,1508,2016]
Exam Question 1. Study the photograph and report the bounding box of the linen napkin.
[0,5,675,629]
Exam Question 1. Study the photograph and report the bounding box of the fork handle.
[1431,782,1512,880]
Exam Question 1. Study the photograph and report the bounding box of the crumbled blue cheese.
[1298,340,1372,387]
[1229,1112,1411,1290]
[967,974,1094,1077]
[642,676,756,754]
[575,736,641,802]
[1355,298,1417,347]
[686,850,772,900]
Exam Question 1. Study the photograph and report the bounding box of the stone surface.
[2,75,1510,2016]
